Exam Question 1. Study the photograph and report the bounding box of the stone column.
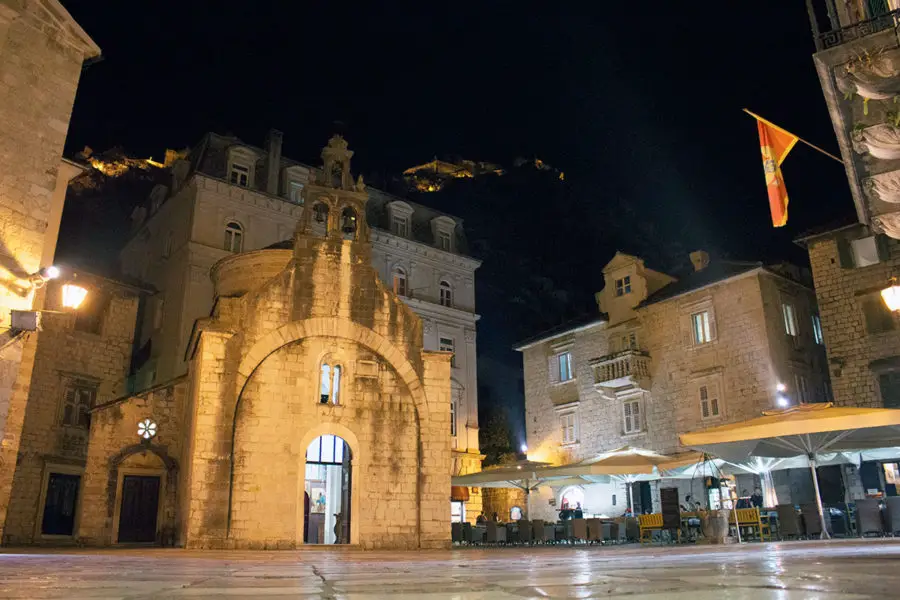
[419,353,452,549]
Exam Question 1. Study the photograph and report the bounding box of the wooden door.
[117,475,160,543]
[41,473,80,536]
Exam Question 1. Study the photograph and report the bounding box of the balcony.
[590,350,651,390]
[813,5,900,51]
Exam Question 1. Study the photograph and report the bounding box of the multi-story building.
[0,0,99,541]
[118,130,482,521]
[516,251,831,520]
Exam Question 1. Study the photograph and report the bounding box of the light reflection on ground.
[0,538,897,598]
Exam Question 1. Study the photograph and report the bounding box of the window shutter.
[548,355,560,384]
[632,401,641,430]
[876,234,892,262]
[836,237,855,268]
[707,311,717,342]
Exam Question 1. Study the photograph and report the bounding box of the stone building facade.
[5,138,453,549]
[118,130,482,522]
[516,251,831,520]
[0,0,99,541]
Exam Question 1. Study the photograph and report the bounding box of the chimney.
[690,250,710,272]
[265,129,283,195]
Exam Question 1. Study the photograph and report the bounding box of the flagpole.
[743,108,844,165]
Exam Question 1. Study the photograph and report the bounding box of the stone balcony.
[589,349,651,390]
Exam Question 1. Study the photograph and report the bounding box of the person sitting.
[476,512,487,524]
[491,512,500,523]
[750,487,764,508]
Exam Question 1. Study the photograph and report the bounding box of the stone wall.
[0,0,98,540]
[4,278,138,544]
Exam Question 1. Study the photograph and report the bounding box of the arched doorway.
[304,434,351,544]
[560,486,584,511]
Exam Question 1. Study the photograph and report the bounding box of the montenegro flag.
[753,114,799,227]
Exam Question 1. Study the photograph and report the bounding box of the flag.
[754,115,799,227]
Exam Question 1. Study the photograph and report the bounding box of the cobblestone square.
[0,539,898,598]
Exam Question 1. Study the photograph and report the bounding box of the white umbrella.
[681,403,900,538]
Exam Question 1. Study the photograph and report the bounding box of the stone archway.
[108,445,176,545]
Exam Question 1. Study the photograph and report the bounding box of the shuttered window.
[623,398,641,434]
[61,384,95,428]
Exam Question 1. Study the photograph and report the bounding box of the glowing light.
[776,382,786,393]
[44,266,60,280]
[776,394,790,408]
[520,444,528,453]
[61,284,88,309]
[883,280,900,311]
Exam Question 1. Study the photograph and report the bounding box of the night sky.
[60,1,858,442]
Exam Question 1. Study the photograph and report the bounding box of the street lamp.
[882,277,900,312]
[61,283,88,309]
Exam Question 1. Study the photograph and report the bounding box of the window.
[392,267,408,297]
[621,332,638,351]
[700,385,720,419]
[438,230,452,251]
[880,372,900,408]
[615,276,631,297]
[612,494,617,506]
[229,162,250,187]
[557,351,573,382]
[439,280,453,307]
[319,363,342,405]
[61,383,94,428]
[450,398,457,437]
[41,473,80,536]
[863,294,895,334]
[812,314,824,345]
[795,374,810,404]
[560,412,577,445]
[74,289,108,335]
[623,398,641,434]
[782,303,799,337]
[289,181,305,205]
[851,236,879,267]
[439,336,456,367]
[224,221,243,253]
[392,214,409,238]
[691,310,712,345]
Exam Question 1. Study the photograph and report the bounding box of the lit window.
[560,412,577,445]
[556,351,573,382]
[700,385,720,419]
[224,221,243,253]
[438,230,452,251]
[692,311,712,344]
[623,398,641,434]
[61,383,94,429]
[439,280,453,307]
[440,336,455,367]
[392,215,409,238]
[812,314,823,345]
[393,267,408,297]
[319,363,342,405]
[230,163,250,187]
[289,181,305,205]
[615,276,631,297]
[782,303,798,337]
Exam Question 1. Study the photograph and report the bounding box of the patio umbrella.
[680,403,900,538]
[451,460,582,519]
[541,446,683,513]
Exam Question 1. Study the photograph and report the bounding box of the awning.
[451,486,470,502]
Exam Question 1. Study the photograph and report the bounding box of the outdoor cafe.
[450,404,900,545]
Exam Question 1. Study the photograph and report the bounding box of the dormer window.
[431,215,457,253]
[438,230,452,251]
[289,181,305,205]
[230,163,250,187]
[615,276,631,297]
[392,214,409,238]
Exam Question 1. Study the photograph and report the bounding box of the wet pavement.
[0,539,898,598]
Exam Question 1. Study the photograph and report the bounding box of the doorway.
[304,434,351,544]
[117,475,160,543]
[41,473,80,536]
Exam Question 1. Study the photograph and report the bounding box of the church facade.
[7,138,453,549]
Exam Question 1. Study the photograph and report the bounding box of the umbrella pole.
[808,454,831,540]
[525,481,531,521]
[628,483,634,515]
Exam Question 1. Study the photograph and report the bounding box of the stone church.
[5,137,453,549]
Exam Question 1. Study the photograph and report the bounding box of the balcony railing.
[815,7,900,51]
[590,350,651,388]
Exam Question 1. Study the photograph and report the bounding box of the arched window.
[340,207,357,239]
[224,221,243,253]
[439,280,453,307]
[393,267,408,297]
[319,362,342,405]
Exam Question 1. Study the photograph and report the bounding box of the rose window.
[137,418,158,440]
